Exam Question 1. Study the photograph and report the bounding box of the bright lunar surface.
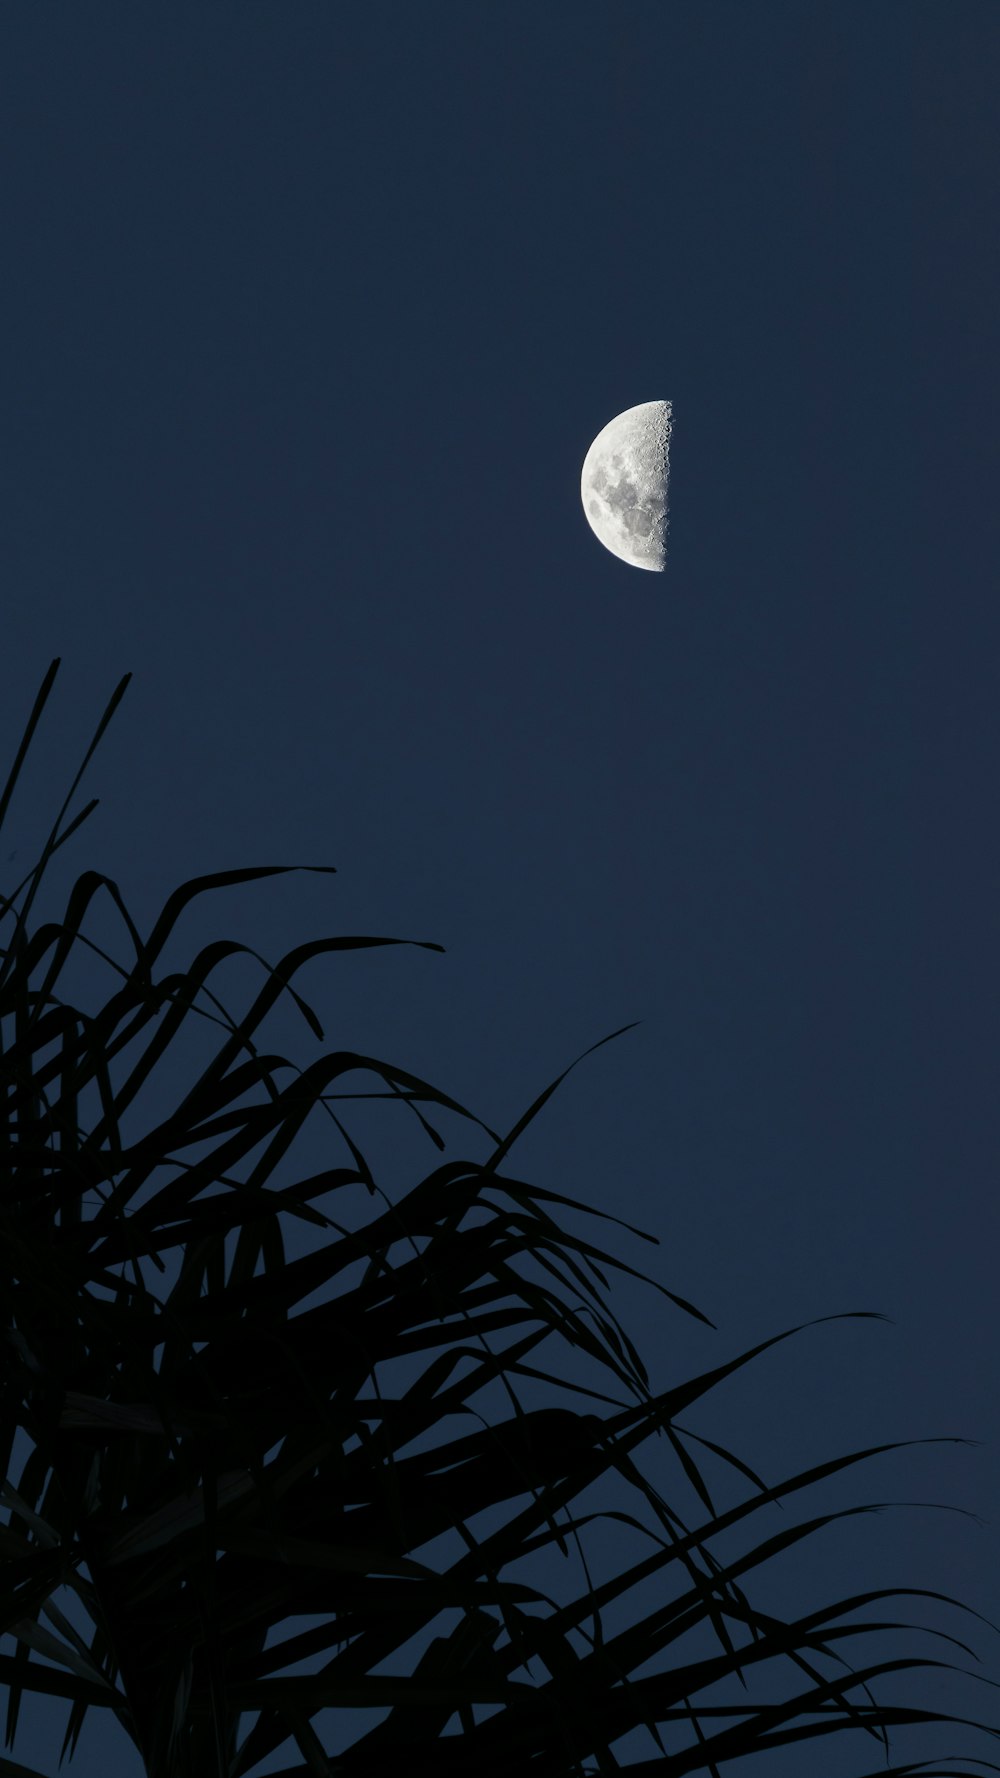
[580,399,672,571]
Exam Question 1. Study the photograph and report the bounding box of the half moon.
[580,400,672,571]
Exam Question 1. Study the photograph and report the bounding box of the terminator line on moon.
[580,400,672,571]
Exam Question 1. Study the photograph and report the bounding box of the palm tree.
[2,660,997,1778]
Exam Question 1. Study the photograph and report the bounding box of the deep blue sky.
[2,4,998,1773]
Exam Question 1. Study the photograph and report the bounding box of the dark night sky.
[2,4,999,1773]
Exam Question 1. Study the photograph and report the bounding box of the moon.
[580,400,672,571]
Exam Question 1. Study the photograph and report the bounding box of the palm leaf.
[2,662,997,1778]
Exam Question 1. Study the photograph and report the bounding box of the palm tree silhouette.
[2,661,997,1777]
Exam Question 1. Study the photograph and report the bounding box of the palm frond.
[2,662,997,1778]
